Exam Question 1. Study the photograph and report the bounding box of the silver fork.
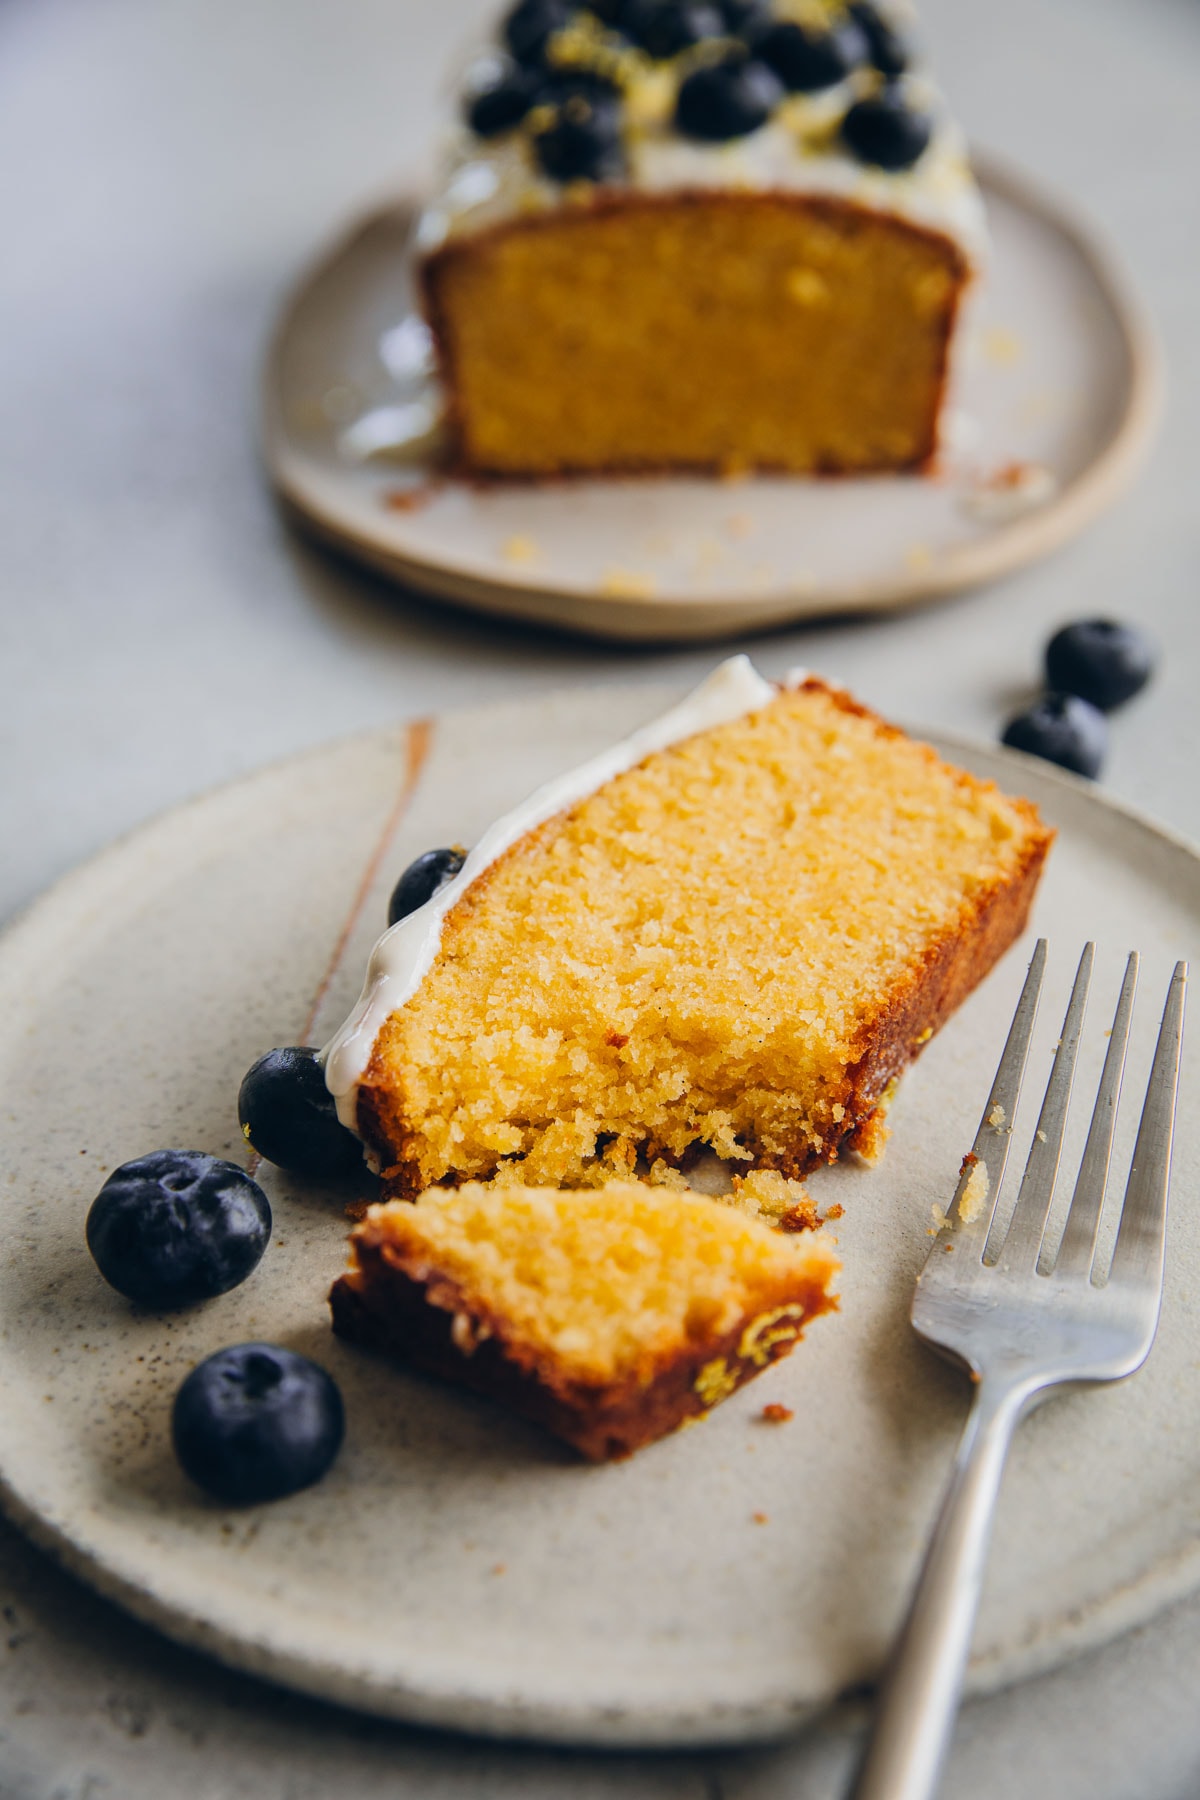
[849,940,1188,1800]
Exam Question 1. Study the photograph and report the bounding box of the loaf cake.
[324,657,1052,1197]
[330,1179,839,1460]
[415,0,986,476]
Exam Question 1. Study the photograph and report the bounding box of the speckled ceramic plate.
[0,681,1197,1748]
[263,155,1160,642]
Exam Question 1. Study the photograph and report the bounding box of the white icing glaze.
[414,65,988,272]
[323,655,788,1128]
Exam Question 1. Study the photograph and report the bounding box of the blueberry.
[86,1151,271,1309]
[620,0,724,58]
[237,1046,361,1178]
[848,2,910,76]
[466,65,541,136]
[1001,693,1108,780]
[503,0,575,66]
[172,1344,345,1505]
[719,0,771,37]
[754,19,867,92]
[534,92,624,180]
[841,86,931,170]
[387,847,467,927]
[1044,619,1157,712]
[675,56,783,140]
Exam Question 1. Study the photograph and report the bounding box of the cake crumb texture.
[330,1180,839,1461]
[358,679,1052,1197]
[424,195,967,477]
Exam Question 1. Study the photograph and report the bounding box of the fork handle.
[847,1375,1033,1800]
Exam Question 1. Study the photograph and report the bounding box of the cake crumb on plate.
[501,534,540,564]
[982,325,1023,365]
[600,567,657,599]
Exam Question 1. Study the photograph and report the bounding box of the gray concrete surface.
[3,0,1200,1793]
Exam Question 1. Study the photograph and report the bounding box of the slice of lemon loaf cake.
[416,1,985,475]
[330,1180,839,1460]
[324,658,1052,1197]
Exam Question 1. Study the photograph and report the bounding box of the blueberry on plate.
[387,846,467,927]
[172,1344,345,1505]
[466,64,541,136]
[237,1046,362,1178]
[620,0,725,58]
[1044,619,1157,712]
[86,1150,271,1309]
[675,56,783,141]
[848,1,910,76]
[754,19,867,92]
[1001,692,1108,780]
[841,85,931,170]
[503,0,575,66]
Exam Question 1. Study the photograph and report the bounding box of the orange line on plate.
[299,716,435,1045]
[244,717,434,1179]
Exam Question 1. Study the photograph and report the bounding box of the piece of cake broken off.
[330,1180,839,1461]
[347,676,1052,1196]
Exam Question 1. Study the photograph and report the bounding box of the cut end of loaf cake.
[330,1180,839,1461]
[356,678,1053,1197]
[424,196,968,478]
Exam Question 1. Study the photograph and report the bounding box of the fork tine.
[942,938,1046,1251]
[1052,952,1139,1280]
[1107,961,1188,1295]
[992,942,1094,1270]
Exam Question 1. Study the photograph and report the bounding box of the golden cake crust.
[421,190,971,480]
